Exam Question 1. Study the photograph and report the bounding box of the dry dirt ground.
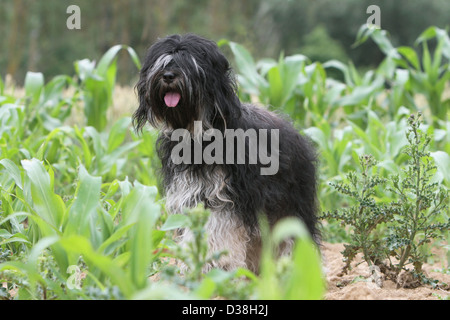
[322,242,450,300]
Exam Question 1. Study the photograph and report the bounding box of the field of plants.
[0,25,449,300]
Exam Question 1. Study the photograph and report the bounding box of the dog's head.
[134,34,241,132]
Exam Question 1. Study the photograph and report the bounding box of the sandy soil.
[322,242,450,300]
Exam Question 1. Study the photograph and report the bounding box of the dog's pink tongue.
[164,92,181,107]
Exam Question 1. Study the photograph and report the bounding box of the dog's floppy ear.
[133,39,173,131]
[211,66,241,129]
[196,39,241,129]
[133,66,154,132]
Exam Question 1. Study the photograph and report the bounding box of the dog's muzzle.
[159,71,182,107]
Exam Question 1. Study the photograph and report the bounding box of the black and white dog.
[134,34,319,273]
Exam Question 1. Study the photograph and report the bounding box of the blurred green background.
[1,0,449,85]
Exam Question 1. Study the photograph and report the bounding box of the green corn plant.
[0,72,76,164]
[129,127,160,188]
[0,158,164,299]
[221,40,308,111]
[34,117,142,183]
[263,54,307,112]
[218,40,268,101]
[347,108,411,173]
[75,45,141,132]
[304,115,355,178]
[296,61,330,125]
[223,40,341,128]
[256,217,324,300]
[304,111,357,211]
[354,25,450,125]
[411,27,450,125]
[325,61,385,124]
[23,72,76,133]
[76,118,141,179]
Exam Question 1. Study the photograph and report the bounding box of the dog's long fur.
[134,34,319,273]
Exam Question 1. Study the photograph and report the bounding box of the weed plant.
[385,113,449,286]
[322,113,449,287]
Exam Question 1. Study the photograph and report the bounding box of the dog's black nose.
[163,71,175,83]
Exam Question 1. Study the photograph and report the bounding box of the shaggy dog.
[133,34,319,273]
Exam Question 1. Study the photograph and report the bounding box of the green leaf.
[83,77,110,131]
[124,184,160,289]
[60,235,135,298]
[414,26,450,49]
[24,72,44,98]
[160,214,190,231]
[28,236,60,267]
[73,126,93,169]
[0,159,23,189]
[278,56,304,107]
[303,127,328,150]
[267,66,283,107]
[353,24,374,47]
[65,165,102,240]
[84,126,103,158]
[334,75,384,106]
[96,44,123,76]
[74,59,96,81]
[397,46,420,70]
[227,41,268,95]
[323,60,353,86]
[97,224,134,255]
[348,120,381,159]
[272,217,311,246]
[422,41,433,79]
[0,234,30,246]
[284,238,324,300]
[0,260,48,299]
[354,25,400,58]
[430,151,450,183]
[258,217,324,300]
[21,159,66,230]
[126,46,142,70]
[195,277,217,299]
[120,183,158,226]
